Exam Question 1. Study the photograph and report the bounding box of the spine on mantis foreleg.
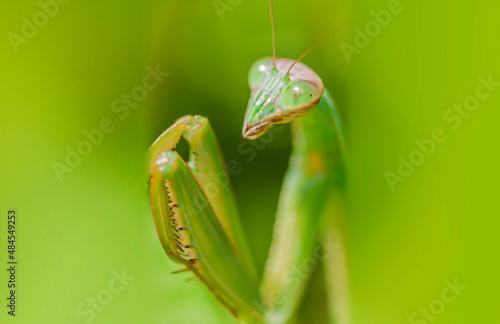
[260,89,347,324]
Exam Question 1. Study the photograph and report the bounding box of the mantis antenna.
[286,23,346,75]
[269,0,276,65]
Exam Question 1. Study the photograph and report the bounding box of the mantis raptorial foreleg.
[150,116,257,274]
[148,116,262,322]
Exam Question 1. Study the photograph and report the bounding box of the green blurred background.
[1,0,499,323]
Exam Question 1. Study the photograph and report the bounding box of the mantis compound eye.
[248,58,273,90]
[278,81,322,115]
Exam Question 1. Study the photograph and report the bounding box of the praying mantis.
[147,1,349,323]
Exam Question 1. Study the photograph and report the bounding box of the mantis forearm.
[148,116,263,322]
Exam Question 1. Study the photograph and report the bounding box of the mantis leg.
[260,89,347,324]
[148,115,257,276]
[148,116,261,322]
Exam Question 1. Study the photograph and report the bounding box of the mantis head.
[242,57,324,139]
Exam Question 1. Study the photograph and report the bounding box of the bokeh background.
[1,0,499,323]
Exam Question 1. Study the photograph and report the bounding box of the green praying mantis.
[147,1,348,323]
